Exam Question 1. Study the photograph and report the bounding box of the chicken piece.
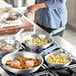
[10,61,20,68]
[25,60,34,67]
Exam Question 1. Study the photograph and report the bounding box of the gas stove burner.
[32,70,59,76]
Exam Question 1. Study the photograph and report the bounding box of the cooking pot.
[4,0,27,8]
[1,51,43,74]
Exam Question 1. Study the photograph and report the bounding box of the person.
[27,0,67,36]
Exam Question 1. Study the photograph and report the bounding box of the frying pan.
[0,39,21,55]
[1,43,61,74]
[0,29,24,55]
[1,51,43,74]
[45,52,72,68]
[22,34,53,50]
[22,26,65,50]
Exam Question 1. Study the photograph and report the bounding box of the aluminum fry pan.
[0,39,21,55]
[1,51,44,74]
[22,34,53,49]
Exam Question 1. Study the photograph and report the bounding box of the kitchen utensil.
[1,12,22,24]
[1,51,43,74]
[22,26,65,50]
[22,34,53,50]
[4,4,12,12]
[4,0,27,8]
[0,39,21,55]
[45,52,72,68]
[19,9,30,14]
[13,28,24,40]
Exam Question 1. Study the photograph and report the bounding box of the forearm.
[36,3,47,9]
[34,11,37,23]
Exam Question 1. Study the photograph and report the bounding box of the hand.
[27,3,47,13]
[27,4,40,13]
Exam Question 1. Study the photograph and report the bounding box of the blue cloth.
[35,0,67,29]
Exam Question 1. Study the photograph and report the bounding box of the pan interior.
[2,52,43,66]
[24,34,52,44]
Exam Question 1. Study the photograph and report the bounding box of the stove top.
[0,57,76,76]
[0,44,76,76]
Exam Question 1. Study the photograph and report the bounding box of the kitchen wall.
[66,0,76,28]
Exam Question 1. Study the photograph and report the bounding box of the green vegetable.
[29,58,33,60]
[15,57,20,61]
[35,63,40,66]
[21,65,25,69]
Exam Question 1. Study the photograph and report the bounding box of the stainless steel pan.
[22,26,65,50]
[0,29,24,55]
[45,52,72,68]
[0,39,21,55]
[22,34,53,50]
[1,51,43,74]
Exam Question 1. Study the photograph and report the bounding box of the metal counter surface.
[53,36,76,57]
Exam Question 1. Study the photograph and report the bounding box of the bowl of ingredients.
[1,12,22,24]
[45,52,72,68]
[1,51,43,74]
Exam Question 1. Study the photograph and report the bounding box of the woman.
[27,0,67,36]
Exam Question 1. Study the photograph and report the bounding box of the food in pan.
[47,55,70,64]
[6,15,18,21]
[0,43,16,51]
[25,38,49,46]
[5,57,40,69]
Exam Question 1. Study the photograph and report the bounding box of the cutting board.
[0,8,34,35]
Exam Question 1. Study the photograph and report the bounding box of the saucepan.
[1,51,43,74]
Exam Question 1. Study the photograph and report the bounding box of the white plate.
[0,12,22,24]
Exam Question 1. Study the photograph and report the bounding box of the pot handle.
[24,9,30,13]
[0,55,3,58]
[50,26,65,35]
[43,44,59,55]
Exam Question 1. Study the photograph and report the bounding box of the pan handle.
[0,55,3,58]
[43,44,59,55]
[24,9,30,13]
[50,26,65,35]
